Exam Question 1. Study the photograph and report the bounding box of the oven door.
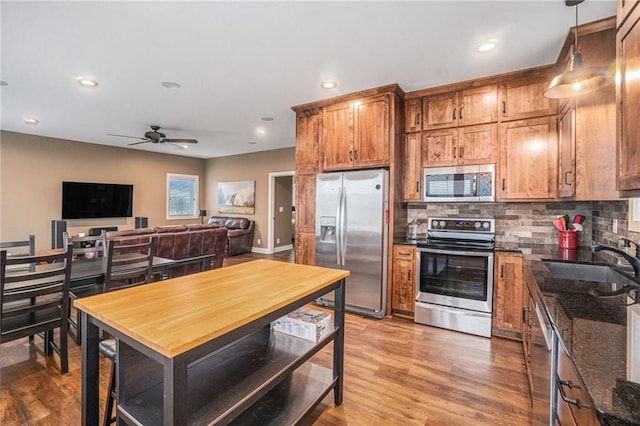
[416,246,494,313]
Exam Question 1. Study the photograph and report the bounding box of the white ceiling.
[1,1,617,159]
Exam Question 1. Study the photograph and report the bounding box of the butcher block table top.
[74,259,350,358]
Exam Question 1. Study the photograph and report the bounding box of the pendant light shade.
[543,0,614,99]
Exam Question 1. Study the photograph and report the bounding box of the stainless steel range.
[415,217,495,337]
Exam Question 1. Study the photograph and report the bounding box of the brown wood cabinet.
[402,133,422,201]
[404,98,422,133]
[498,78,557,122]
[391,245,416,316]
[618,0,639,27]
[422,124,497,167]
[422,85,497,130]
[322,94,390,171]
[295,109,322,175]
[557,346,600,426]
[492,252,524,339]
[558,100,576,198]
[498,116,558,200]
[294,232,315,266]
[295,174,315,234]
[617,5,640,191]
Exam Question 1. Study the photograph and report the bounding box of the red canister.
[558,230,578,249]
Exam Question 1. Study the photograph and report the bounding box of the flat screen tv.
[62,181,133,219]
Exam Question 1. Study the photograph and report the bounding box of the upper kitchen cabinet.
[422,85,498,130]
[295,108,322,175]
[422,124,497,167]
[558,100,576,198]
[618,0,639,27]
[323,94,391,171]
[618,5,640,191]
[404,98,422,133]
[402,132,422,201]
[498,77,557,121]
[499,116,558,200]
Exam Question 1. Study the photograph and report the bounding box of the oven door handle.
[417,246,494,258]
[415,301,492,318]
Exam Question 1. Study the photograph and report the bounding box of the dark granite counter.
[505,244,640,425]
[394,239,640,423]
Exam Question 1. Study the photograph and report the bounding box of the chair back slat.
[0,235,35,257]
[104,237,155,292]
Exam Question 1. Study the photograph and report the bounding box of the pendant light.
[544,0,613,99]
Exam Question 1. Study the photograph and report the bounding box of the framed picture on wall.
[217,180,255,215]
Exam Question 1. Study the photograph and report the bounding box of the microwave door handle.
[473,174,477,196]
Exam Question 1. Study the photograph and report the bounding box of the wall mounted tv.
[62,181,133,219]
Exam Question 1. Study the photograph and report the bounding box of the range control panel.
[428,217,495,233]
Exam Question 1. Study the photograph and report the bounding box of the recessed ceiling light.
[261,117,274,121]
[248,141,257,145]
[180,145,189,149]
[161,81,181,89]
[322,81,337,89]
[477,41,497,52]
[0,81,7,86]
[24,117,39,125]
[78,78,98,87]
[256,128,266,135]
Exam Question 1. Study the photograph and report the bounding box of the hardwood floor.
[1,249,533,425]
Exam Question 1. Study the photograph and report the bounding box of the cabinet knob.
[564,171,573,186]
[459,106,464,120]
[502,178,506,191]
[354,150,358,161]
[416,181,420,193]
[500,264,505,278]
[415,113,420,126]
[453,107,457,120]
[459,146,464,158]
[502,101,507,115]
[453,147,457,159]
[349,150,354,161]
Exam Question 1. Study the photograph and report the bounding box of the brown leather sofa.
[207,216,255,256]
[105,224,228,276]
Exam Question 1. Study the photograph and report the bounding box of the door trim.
[267,170,295,254]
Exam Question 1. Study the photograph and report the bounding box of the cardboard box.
[272,308,332,342]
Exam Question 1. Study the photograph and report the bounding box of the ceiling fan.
[108,125,198,148]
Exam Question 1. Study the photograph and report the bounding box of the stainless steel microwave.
[423,164,495,202]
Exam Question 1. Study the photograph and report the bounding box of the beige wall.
[0,131,205,251]
[204,148,295,250]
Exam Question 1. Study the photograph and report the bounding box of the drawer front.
[394,245,415,261]
[557,349,599,426]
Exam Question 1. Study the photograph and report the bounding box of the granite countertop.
[395,238,640,423]
[508,244,640,425]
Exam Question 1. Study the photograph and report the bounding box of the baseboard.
[274,244,293,253]
[251,247,270,254]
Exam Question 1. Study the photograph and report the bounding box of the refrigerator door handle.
[335,186,343,266]
[341,187,347,267]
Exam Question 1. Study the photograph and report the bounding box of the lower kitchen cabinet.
[557,345,600,425]
[392,245,416,317]
[295,232,315,265]
[492,251,524,339]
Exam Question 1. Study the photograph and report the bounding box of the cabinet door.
[404,98,423,133]
[322,101,353,171]
[458,85,498,126]
[402,133,422,201]
[422,129,457,167]
[295,109,322,175]
[617,7,640,190]
[392,245,415,314]
[458,124,497,165]
[618,0,640,27]
[422,91,458,130]
[492,252,524,338]
[354,94,389,167]
[558,101,576,198]
[499,79,557,121]
[499,117,558,200]
[295,174,315,234]
[294,231,315,266]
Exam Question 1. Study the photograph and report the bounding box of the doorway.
[267,171,295,254]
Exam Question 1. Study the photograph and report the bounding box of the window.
[167,174,199,219]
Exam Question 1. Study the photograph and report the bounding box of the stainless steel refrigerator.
[315,169,389,319]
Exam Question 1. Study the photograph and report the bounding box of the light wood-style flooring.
[1,250,533,425]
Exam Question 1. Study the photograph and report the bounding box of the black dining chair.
[0,234,35,257]
[70,237,155,344]
[0,244,73,374]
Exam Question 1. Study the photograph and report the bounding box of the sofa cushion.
[208,217,226,226]
[153,225,188,234]
[227,228,249,237]
[106,228,154,239]
[225,218,250,230]
[187,223,220,231]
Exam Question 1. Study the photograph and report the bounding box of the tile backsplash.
[407,200,638,248]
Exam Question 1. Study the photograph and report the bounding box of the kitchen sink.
[542,260,638,286]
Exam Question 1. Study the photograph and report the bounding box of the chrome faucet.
[593,237,640,278]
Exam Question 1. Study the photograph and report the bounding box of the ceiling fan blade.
[107,133,148,140]
[128,139,152,146]
[163,138,198,144]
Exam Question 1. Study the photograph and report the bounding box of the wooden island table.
[75,259,349,425]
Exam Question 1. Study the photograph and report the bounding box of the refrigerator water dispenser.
[319,216,337,242]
